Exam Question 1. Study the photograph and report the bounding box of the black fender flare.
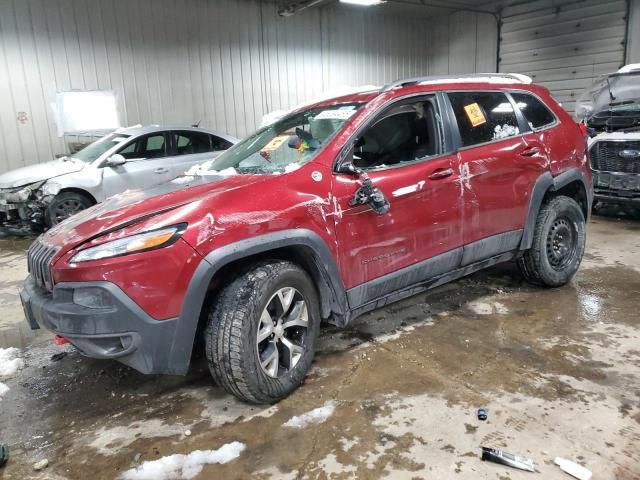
[166,229,348,374]
[520,168,593,250]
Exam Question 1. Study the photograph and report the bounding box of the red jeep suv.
[21,74,592,403]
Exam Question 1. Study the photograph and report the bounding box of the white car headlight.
[3,185,33,203]
[70,224,186,263]
[41,181,62,196]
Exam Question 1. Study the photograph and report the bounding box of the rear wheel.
[47,191,94,226]
[518,195,586,287]
[205,261,320,404]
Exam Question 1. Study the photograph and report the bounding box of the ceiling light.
[340,0,385,6]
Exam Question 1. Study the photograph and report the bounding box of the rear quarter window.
[511,92,556,130]
[448,92,520,147]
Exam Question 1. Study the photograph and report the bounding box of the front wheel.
[518,195,586,287]
[47,191,94,226]
[205,261,320,404]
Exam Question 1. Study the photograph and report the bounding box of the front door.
[101,132,175,198]
[331,96,464,307]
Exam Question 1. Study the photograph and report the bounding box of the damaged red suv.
[21,75,592,403]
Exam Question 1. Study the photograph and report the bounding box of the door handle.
[519,146,541,157]
[154,167,169,174]
[428,167,454,180]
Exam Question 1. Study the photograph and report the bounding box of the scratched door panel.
[331,154,463,290]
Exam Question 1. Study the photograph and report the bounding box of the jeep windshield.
[197,103,364,175]
[71,133,131,163]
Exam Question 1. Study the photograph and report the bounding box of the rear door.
[101,132,174,197]
[171,130,232,176]
[446,90,549,264]
[331,95,464,306]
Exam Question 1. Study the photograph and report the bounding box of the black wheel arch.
[167,229,348,374]
[520,168,593,251]
[53,188,98,205]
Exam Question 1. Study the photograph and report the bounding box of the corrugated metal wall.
[499,0,628,113]
[628,0,640,63]
[0,0,496,173]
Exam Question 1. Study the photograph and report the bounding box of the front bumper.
[20,276,184,374]
[0,201,45,234]
[592,172,640,206]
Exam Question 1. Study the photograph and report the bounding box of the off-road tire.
[47,191,94,226]
[205,261,320,404]
[518,195,586,287]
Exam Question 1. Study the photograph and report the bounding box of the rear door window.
[447,92,520,147]
[511,92,556,130]
[173,131,212,155]
[210,135,233,151]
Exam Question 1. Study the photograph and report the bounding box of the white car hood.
[0,159,85,189]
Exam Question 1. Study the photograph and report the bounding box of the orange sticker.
[464,103,486,127]
[261,135,289,153]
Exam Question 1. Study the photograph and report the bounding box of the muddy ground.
[0,209,639,480]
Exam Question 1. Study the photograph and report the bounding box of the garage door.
[499,0,628,114]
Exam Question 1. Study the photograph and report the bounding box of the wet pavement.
[0,212,639,480]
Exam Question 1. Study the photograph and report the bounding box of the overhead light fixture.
[339,0,385,6]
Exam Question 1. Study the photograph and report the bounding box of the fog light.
[72,287,113,309]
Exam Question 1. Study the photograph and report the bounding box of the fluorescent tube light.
[340,0,385,6]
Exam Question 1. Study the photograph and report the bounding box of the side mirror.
[105,154,126,167]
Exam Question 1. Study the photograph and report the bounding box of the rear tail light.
[54,335,69,345]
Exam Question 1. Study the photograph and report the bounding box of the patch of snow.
[121,441,245,480]
[284,163,301,173]
[0,347,24,377]
[617,63,640,74]
[374,317,435,344]
[493,124,519,140]
[467,300,509,315]
[184,160,213,176]
[283,401,336,428]
[0,382,9,399]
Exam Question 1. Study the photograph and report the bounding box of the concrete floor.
[0,210,639,480]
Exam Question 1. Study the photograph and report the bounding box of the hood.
[43,173,272,249]
[0,158,85,189]
[576,69,640,130]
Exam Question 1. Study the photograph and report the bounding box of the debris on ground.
[282,401,336,428]
[0,383,9,400]
[477,408,487,421]
[0,444,8,468]
[121,441,245,480]
[554,457,592,480]
[50,352,68,362]
[0,347,24,377]
[481,447,536,472]
[32,458,48,471]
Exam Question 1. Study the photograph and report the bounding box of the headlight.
[4,185,33,203]
[41,181,62,196]
[70,224,186,263]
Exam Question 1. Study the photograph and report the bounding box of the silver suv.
[0,126,237,234]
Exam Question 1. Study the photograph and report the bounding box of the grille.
[27,240,59,291]
[590,141,640,174]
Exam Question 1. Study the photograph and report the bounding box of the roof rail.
[381,73,532,92]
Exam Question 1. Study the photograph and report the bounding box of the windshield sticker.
[464,103,486,127]
[261,135,289,153]
[314,109,356,121]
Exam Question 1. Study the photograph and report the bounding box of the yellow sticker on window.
[261,135,289,153]
[464,103,486,127]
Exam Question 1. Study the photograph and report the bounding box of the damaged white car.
[0,126,237,234]
[576,64,640,211]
